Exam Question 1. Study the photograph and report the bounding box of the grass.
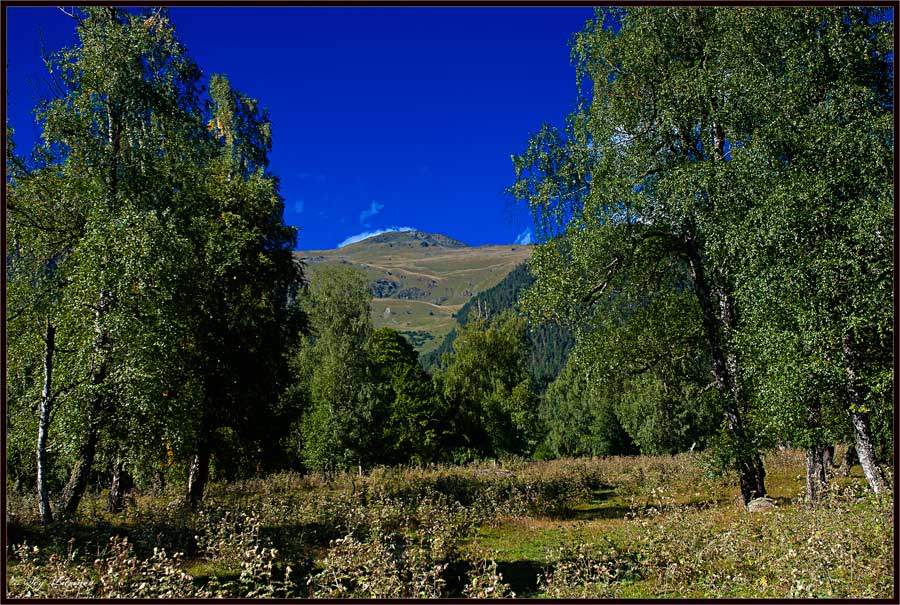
[5,449,893,599]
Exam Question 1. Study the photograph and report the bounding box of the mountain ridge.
[337,230,468,250]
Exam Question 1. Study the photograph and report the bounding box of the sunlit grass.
[6,449,892,599]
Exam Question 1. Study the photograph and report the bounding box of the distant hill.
[296,231,532,354]
[421,262,575,390]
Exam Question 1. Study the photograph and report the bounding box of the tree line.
[421,262,575,390]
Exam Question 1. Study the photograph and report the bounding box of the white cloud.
[359,200,384,225]
[292,199,304,213]
[513,228,533,245]
[338,226,417,248]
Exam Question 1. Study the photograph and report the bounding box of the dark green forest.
[5,5,893,533]
[421,262,575,389]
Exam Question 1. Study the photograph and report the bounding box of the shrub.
[307,531,446,598]
[463,557,515,598]
[8,537,200,598]
[539,540,641,598]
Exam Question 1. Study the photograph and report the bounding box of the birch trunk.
[187,437,210,509]
[62,287,109,516]
[36,319,55,525]
[686,242,766,503]
[850,410,885,495]
[61,427,99,516]
[822,444,835,471]
[842,333,885,495]
[106,458,132,513]
[805,445,827,504]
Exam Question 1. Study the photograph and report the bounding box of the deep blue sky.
[6,6,598,250]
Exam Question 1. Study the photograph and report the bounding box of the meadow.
[6,448,892,599]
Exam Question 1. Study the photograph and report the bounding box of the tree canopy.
[509,6,892,502]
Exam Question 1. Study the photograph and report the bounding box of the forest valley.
[4,6,894,599]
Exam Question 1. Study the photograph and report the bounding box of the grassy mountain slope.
[296,231,532,354]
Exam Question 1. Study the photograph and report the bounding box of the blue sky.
[6,6,597,250]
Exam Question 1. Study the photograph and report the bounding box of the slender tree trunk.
[850,411,885,495]
[61,427,99,516]
[36,319,56,525]
[686,243,766,503]
[842,333,886,495]
[151,470,165,496]
[803,396,829,504]
[106,457,132,513]
[822,444,835,471]
[62,287,110,517]
[712,120,726,161]
[187,438,210,509]
[805,445,827,504]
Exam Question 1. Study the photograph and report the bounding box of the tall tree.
[7,7,208,519]
[6,127,82,524]
[287,265,384,472]
[721,7,893,499]
[540,350,637,458]
[439,311,540,459]
[510,8,768,502]
[368,328,447,465]
[511,7,892,502]
[184,73,303,507]
[7,7,304,516]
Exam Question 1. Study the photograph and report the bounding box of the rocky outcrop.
[747,496,777,512]
[370,279,399,298]
[397,287,429,300]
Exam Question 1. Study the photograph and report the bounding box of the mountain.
[296,231,533,354]
[421,262,575,389]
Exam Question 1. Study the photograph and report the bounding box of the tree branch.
[57,7,82,21]
[582,256,622,304]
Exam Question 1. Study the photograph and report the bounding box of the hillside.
[421,262,575,389]
[296,231,532,354]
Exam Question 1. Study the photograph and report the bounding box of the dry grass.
[5,449,892,599]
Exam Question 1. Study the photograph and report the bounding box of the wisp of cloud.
[359,200,384,225]
[338,226,417,248]
[514,228,533,245]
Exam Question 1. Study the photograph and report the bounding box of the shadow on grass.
[7,518,196,561]
[496,559,545,597]
[558,503,633,521]
[429,558,548,598]
[259,522,340,560]
[8,513,344,563]
[539,484,634,521]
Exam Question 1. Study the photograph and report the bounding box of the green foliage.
[368,328,449,465]
[423,263,575,389]
[7,6,213,492]
[540,353,636,458]
[719,9,894,458]
[397,330,434,348]
[439,312,541,459]
[6,7,304,513]
[288,265,385,471]
[507,6,892,488]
